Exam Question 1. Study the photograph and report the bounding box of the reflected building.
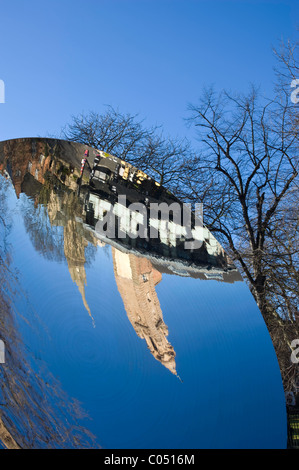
[84,191,242,283]
[0,137,242,282]
[0,139,97,325]
[0,137,179,373]
[0,137,242,374]
[0,137,288,450]
[64,219,95,327]
[47,191,96,326]
[0,138,94,196]
[112,248,179,377]
[0,136,242,374]
[0,138,242,334]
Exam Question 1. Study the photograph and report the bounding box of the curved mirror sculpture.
[0,138,287,448]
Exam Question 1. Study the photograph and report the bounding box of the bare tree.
[186,41,299,395]
[62,106,191,196]
[62,106,152,161]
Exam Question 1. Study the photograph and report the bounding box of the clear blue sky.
[0,0,297,144]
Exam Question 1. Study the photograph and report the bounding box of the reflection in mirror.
[0,138,287,449]
[0,173,98,449]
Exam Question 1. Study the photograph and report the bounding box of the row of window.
[14,154,53,179]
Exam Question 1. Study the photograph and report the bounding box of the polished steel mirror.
[0,138,287,449]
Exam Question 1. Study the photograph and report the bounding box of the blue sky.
[0,0,297,144]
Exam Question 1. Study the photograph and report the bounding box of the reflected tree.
[21,178,97,268]
[0,176,99,448]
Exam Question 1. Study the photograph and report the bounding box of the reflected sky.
[0,138,287,449]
